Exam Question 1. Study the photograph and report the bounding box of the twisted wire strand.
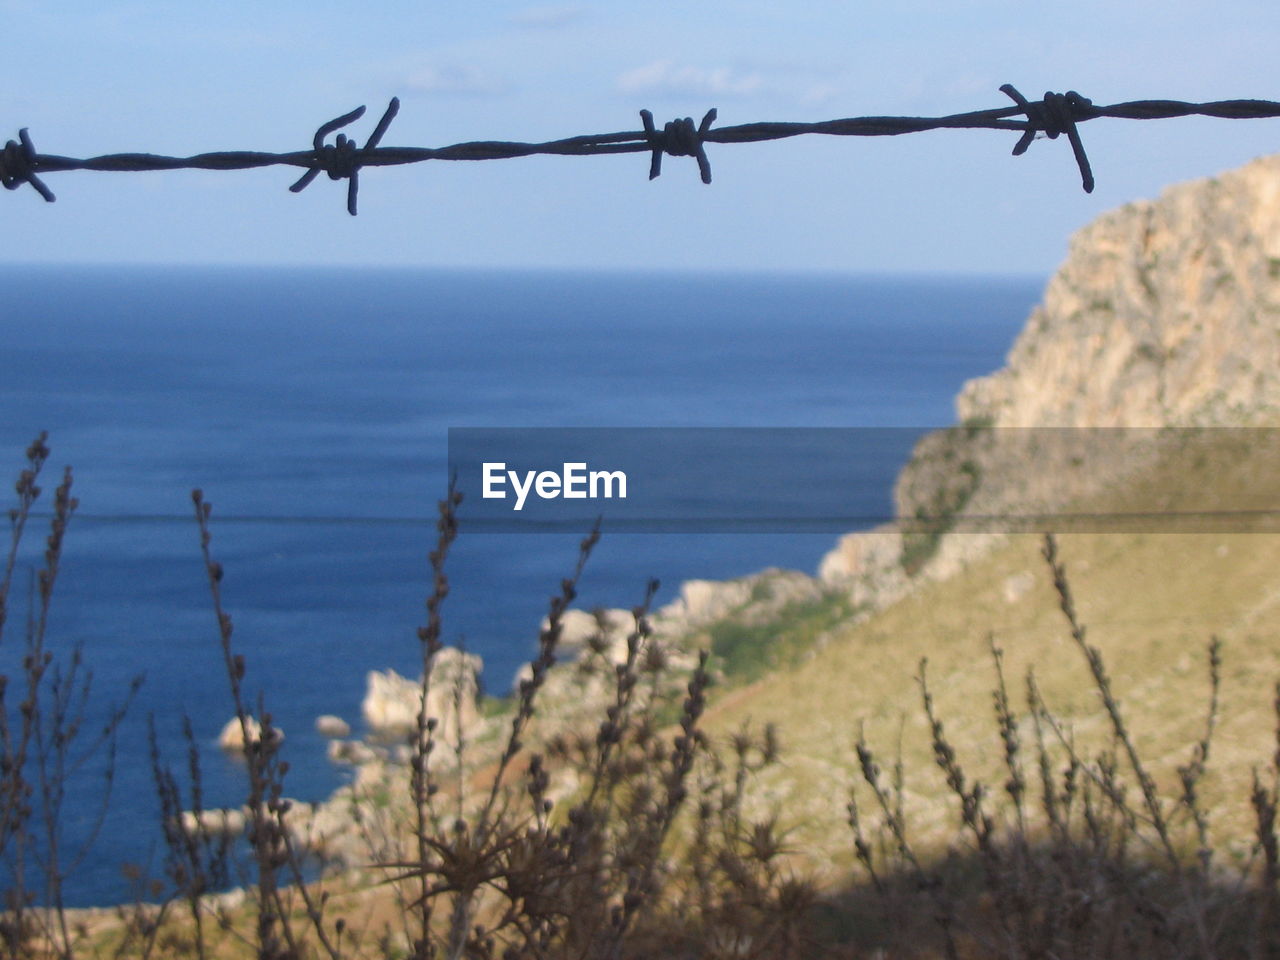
[6,85,1280,214]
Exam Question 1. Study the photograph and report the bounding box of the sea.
[0,265,1041,906]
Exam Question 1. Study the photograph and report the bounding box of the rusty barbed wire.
[5,84,1280,214]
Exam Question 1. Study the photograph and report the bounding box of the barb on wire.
[1,128,54,202]
[1001,84,1098,193]
[288,97,401,215]
[9,84,1280,214]
[641,108,717,183]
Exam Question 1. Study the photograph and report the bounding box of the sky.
[4,1,1280,276]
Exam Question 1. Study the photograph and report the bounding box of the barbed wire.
[5,84,1280,215]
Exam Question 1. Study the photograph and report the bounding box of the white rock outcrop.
[327,739,383,766]
[315,714,351,739]
[179,807,246,837]
[642,570,822,636]
[361,648,483,744]
[511,608,638,695]
[818,524,907,607]
[672,578,755,628]
[551,608,635,659]
[217,716,283,751]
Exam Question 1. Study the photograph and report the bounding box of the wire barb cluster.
[7,83,1280,214]
[1001,84,1097,192]
[641,107,717,183]
[1,128,53,202]
[288,98,401,216]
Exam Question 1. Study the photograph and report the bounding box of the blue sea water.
[0,265,1040,906]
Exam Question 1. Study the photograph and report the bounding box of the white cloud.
[404,64,509,97]
[510,5,586,29]
[616,60,765,99]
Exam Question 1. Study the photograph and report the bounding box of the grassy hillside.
[703,518,1280,883]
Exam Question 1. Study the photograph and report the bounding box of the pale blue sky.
[4,1,1280,274]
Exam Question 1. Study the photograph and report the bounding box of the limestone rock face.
[817,524,906,604]
[665,571,822,633]
[361,670,416,739]
[958,154,1280,429]
[550,608,635,660]
[674,579,756,627]
[823,154,1280,585]
[361,648,482,744]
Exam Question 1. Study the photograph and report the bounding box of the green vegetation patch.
[705,591,857,683]
[900,457,981,575]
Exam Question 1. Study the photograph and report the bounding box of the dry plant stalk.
[1,434,140,960]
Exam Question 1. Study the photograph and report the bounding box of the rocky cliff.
[959,154,1280,429]
[824,153,1280,590]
